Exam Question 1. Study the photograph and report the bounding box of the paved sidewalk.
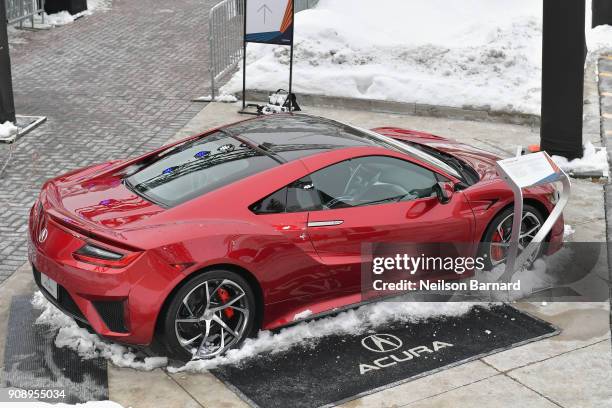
[0,0,216,282]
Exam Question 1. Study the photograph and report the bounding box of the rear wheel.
[479,205,545,270]
[160,270,257,362]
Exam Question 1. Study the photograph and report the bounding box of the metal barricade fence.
[207,0,318,99]
[5,0,45,27]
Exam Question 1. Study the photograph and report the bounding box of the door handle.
[307,220,344,227]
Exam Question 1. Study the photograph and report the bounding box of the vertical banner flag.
[242,0,296,112]
[245,0,294,45]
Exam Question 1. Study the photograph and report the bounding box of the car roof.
[224,114,383,162]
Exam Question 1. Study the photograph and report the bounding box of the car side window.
[249,176,323,214]
[249,156,441,214]
[286,177,323,212]
[309,156,440,209]
[249,187,287,214]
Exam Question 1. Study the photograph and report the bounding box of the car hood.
[372,127,504,181]
[45,160,164,232]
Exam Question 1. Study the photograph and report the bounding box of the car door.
[248,179,348,303]
[305,155,476,292]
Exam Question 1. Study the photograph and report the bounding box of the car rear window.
[124,132,278,207]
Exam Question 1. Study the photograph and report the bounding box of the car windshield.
[344,123,462,179]
[124,132,278,207]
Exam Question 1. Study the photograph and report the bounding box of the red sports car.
[28,114,563,361]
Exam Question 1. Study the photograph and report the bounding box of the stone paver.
[400,374,560,408]
[108,366,203,408]
[506,341,612,408]
[0,0,217,282]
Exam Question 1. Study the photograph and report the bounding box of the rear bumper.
[33,264,90,325]
[28,206,183,346]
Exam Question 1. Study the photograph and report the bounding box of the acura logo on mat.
[361,334,403,353]
[38,227,48,243]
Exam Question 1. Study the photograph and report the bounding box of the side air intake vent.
[93,301,128,333]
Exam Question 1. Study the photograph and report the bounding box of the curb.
[241,89,541,127]
[599,54,612,335]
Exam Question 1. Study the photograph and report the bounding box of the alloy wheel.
[489,211,542,266]
[174,278,250,359]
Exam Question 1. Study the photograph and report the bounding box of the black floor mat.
[1,295,108,404]
[211,304,558,408]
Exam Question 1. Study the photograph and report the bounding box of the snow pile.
[172,301,473,372]
[586,25,612,56]
[0,121,18,140]
[33,291,473,372]
[223,0,612,115]
[552,142,609,177]
[223,0,545,114]
[585,0,612,57]
[44,11,78,26]
[32,292,167,371]
[194,94,239,103]
[3,401,124,408]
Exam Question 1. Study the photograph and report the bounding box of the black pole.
[288,0,295,112]
[242,1,247,111]
[540,0,585,160]
[592,0,612,27]
[0,0,16,124]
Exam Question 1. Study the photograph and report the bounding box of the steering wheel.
[344,167,381,196]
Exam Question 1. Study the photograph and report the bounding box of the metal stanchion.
[496,152,571,281]
[592,0,612,28]
[0,0,16,124]
[540,0,585,160]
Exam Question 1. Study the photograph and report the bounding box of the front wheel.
[160,270,257,362]
[479,205,545,270]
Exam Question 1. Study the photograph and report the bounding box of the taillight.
[73,244,140,268]
[34,202,48,244]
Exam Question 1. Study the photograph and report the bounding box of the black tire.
[160,269,257,362]
[479,204,545,270]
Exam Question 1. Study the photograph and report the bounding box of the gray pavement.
[0,0,216,283]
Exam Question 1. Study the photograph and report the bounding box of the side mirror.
[434,182,454,204]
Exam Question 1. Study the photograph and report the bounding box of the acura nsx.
[29,114,563,360]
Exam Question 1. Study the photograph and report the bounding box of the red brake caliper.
[217,288,234,319]
[491,227,504,261]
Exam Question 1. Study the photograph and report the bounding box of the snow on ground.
[585,0,612,58]
[194,94,239,103]
[3,401,124,408]
[0,121,18,139]
[32,292,167,371]
[223,0,544,114]
[222,0,612,115]
[552,142,610,177]
[172,301,473,372]
[587,25,612,57]
[32,291,473,372]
